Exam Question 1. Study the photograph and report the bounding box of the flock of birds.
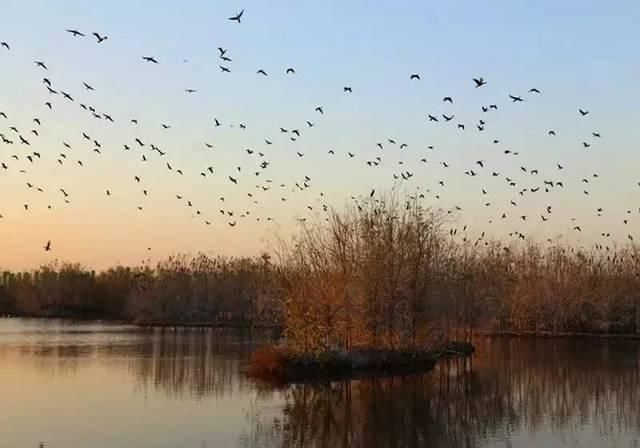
[0,8,638,258]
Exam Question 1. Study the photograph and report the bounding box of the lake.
[1,319,639,448]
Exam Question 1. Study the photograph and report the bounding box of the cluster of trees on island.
[2,193,639,348]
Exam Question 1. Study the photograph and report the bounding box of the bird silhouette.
[0,16,632,263]
[66,29,85,37]
[92,32,108,43]
[473,77,487,87]
[228,9,244,23]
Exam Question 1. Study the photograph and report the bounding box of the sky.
[0,0,639,270]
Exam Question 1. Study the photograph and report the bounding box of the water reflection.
[0,319,277,399]
[129,328,265,399]
[1,319,639,448]
[243,338,640,448]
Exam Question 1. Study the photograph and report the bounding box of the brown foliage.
[1,192,639,344]
[248,346,289,377]
[275,192,640,354]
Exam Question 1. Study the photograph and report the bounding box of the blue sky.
[0,0,639,269]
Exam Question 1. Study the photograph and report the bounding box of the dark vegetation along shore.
[2,193,640,376]
[247,341,475,383]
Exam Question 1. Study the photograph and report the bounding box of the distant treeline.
[1,193,639,346]
[0,255,280,326]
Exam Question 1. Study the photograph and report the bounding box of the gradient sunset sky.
[1,0,639,270]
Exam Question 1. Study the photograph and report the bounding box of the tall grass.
[1,192,639,346]
[0,255,280,326]
[276,192,640,353]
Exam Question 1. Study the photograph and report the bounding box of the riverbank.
[247,341,475,384]
[479,330,640,340]
[133,319,281,329]
[4,316,640,339]
[0,314,281,330]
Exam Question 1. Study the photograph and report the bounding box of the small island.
[248,341,475,383]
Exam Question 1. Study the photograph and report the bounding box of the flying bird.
[228,9,244,23]
[473,77,487,87]
[92,32,108,43]
[66,29,85,37]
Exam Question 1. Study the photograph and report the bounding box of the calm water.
[1,319,639,448]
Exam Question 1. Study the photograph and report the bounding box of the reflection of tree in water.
[0,343,86,377]
[0,324,281,399]
[129,328,277,399]
[242,338,640,448]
